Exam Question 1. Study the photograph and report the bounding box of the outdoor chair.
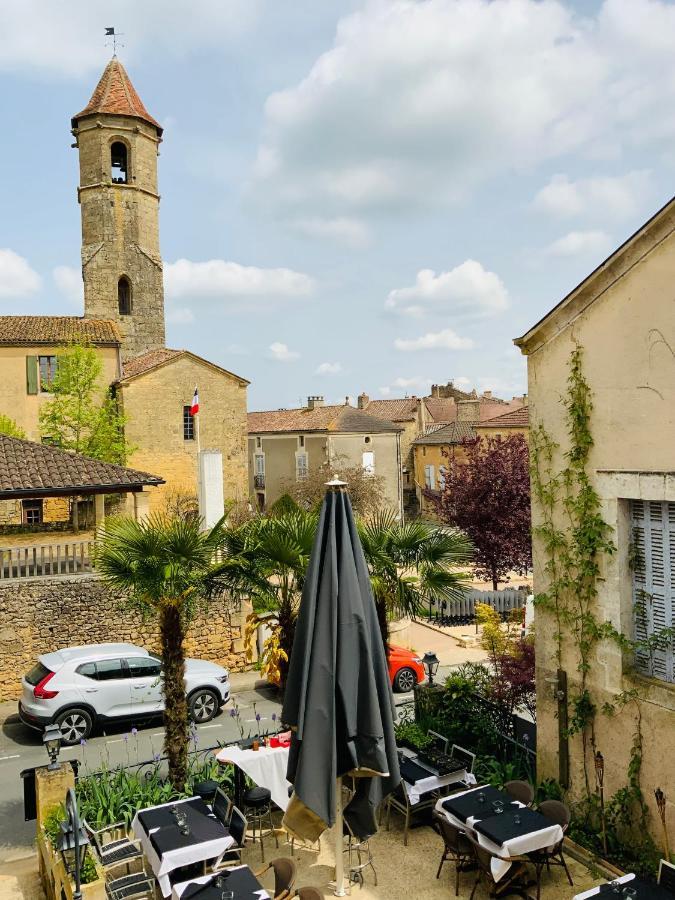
[465,830,531,899]
[255,856,297,899]
[84,820,143,872]
[658,859,675,894]
[383,780,436,846]
[450,744,476,786]
[428,730,449,754]
[527,799,573,898]
[104,867,155,900]
[212,786,233,828]
[432,810,473,896]
[504,780,535,807]
[294,888,323,900]
[211,805,248,870]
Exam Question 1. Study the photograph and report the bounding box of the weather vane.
[105,27,124,55]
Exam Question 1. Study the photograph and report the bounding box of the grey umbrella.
[281,479,400,895]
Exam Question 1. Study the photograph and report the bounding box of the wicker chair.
[256,856,298,899]
[528,799,573,898]
[432,810,473,896]
[294,889,323,900]
[465,829,532,899]
[504,780,535,807]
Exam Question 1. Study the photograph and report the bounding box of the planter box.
[38,828,106,900]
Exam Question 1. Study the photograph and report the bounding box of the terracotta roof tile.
[475,406,529,428]
[0,316,121,346]
[361,398,419,422]
[423,397,458,423]
[413,422,477,446]
[72,57,162,133]
[248,405,401,434]
[0,435,163,498]
[122,348,182,379]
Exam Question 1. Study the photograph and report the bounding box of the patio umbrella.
[281,479,400,895]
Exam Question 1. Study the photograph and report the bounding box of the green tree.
[95,514,225,791]
[39,343,129,464]
[0,414,26,439]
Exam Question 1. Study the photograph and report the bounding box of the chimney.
[457,399,480,422]
[482,390,492,399]
[357,392,369,409]
[307,395,324,410]
[513,394,528,406]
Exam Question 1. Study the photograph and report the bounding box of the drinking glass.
[513,812,521,825]
[609,880,623,894]
[621,889,637,898]
[214,875,226,888]
[492,800,504,815]
[477,792,486,804]
[221,892,234,900]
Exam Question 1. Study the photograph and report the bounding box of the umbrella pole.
[334,776,346,896]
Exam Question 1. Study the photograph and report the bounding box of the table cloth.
[216,745,291,812]
[398,754,475,805]
[573,873,674,899]
[172,865,270,899]
[435,786,563,883]
[132,796,234,898]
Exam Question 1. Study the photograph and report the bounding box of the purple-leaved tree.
[430,433,532,589]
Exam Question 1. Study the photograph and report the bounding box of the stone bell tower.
[71,57,166,361]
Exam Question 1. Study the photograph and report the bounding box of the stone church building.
[0,58,248,524]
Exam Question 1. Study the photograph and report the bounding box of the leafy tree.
[95,515,225,791]
[39,343,129,464]
[278,456,388,518]
[431,433,532,589]
[0,414,25,438]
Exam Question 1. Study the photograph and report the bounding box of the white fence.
[426,588,527,621]
[0,541,95,579]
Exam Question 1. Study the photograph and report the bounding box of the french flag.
[190,386,199,416]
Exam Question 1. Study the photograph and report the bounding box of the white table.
[171,865,271,899]
[405,769,476,805]
[216,745,291,812]
[131,797,235,898]
[435,786,564,882]
[573,873,635,899]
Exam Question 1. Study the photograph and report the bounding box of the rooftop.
[0,316,121,346]
[475,406,529,428]
[248,404,402,435]
[118,348,250,386]
[0,434,164,499]
[72,57,162,133]
[413,421,477,446]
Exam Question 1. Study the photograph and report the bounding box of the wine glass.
[609,880,623,894]
[477,791,486,804]
[622,888,637,898]
[492,800,504,815]
[513,812,521,825]
[221,892,234,900]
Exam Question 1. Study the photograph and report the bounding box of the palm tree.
[358,510,473,648]
[95,514,224,791]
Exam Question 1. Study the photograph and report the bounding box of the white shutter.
[362,451,375,475]
[630,499,675,683]
[424,464,435,490]
[296,452,308,480]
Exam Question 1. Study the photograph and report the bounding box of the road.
[0,672,441,863]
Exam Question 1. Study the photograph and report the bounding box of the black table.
[175,866,268,899]
[139,797,214,832]
[442,785,516,824]
[473,807,554,847]
[594,876,675,898]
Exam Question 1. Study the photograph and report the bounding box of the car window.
[95,658,126,681]
[25,662,52,685]
[76,662,97,680]
[126,656,161,678]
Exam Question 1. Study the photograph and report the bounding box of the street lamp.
[58,788,89,900]
[43,724,63,770]
[422,651,440,686]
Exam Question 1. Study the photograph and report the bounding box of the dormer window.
[111,141,128,184]
[118,276,132,315]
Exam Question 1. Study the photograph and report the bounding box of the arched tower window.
[110,141,129,184]
[118,277,132,316]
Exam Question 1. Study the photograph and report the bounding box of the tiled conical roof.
[72,57,162,133]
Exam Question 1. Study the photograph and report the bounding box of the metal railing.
[422,588,527,625]
[0,540,95,580]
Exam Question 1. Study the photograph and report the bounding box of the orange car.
[388,644,426,693]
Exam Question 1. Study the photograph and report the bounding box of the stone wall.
[0,575,249,701]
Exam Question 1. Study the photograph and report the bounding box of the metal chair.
[211,805,248,870]
[658,858,675,894]
[465,830,531,899]
[255,856,297,899]
[450,744,476,786]
[384,780,436,846]
[428,730,449,754]
[105,868,155,900]
[527,799,573,898]
[212,786,233,828]
[84,820,143,872]
[504,780,535,807]
[243,785,279,862]
[432,810,473,896]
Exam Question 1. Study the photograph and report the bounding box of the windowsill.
[625,670,675,710]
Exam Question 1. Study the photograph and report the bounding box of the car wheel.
[393,667,417,693]
[189,689,219,723]
[55,708,93,745]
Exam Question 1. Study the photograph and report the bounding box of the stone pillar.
[35,763,75,826]
[94,494,106,531]
[133,490,150,523]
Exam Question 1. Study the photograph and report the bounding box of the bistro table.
[436,784,564,882]
[216,745,291,812]
[171,865,271,899]
[131,796,234,898]
[399,753,476,805]
[573,872,675,899]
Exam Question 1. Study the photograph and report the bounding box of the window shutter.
[26,356,38,395]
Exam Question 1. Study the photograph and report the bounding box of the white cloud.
[0,249,41,298]
[378,376,433,397]
[52,264,83,307]
[268,342,299,363]
[164,259,315,311]
[532,171,653,220]
[394,329,474,352]
[315,362,342,375]
[254,0,675,222]
[386,261,508,319]
[0,1,260,77]
[293,217,371,249]
[545,230,613,258]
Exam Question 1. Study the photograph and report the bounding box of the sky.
[1,0,674,411]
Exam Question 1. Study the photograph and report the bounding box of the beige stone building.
[412,422,477,517]
[0,58,248,524]
[248,396,403,514]
[515,196,675,843]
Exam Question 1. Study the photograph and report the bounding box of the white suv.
[19,642,231,745]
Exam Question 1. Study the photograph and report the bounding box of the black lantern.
[42,724,63,770]
[58,789,89,900]
[422,651,440,685]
